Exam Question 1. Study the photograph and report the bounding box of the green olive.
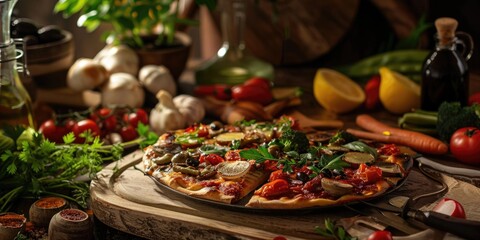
[172,165,199,176]
[153,153,173,165]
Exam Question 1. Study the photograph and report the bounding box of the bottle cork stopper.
[435,17,458,46]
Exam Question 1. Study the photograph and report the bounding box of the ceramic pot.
[29,197,68,228]
[0,212,26,240]
[48,208,93,240]
[135,32,192,81]
[26,29,75,89]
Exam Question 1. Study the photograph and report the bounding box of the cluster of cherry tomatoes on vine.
[38,107,149,144]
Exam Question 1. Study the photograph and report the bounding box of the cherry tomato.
[119,125,138,142]
[72,119,100,143]
[185,124,209,138]
[231,84,273,105]
[367,230,393,240]
[243,77,271,91]
[468,92,480,106]
[356,164,383,184]
[199,154,225,166]
[39,119,69,144]
[124,109,148,128]
[450,127,480,165]
[364,75,381,110]
[259,179,290,198]
[92,108,117,132]
[432,198,466,219]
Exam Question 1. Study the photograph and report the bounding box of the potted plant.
[53,0,198,79]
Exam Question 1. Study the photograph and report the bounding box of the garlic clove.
[139,65,177,96]
[95,44,139,76]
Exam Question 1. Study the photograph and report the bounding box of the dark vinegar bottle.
[421,17,473,111]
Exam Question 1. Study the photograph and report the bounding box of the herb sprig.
[0,126,124,212]
[315,219,357,240]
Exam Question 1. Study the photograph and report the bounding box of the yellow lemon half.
[379,67,420,114]
[313,68,365,114]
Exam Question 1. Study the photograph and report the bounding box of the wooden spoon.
[287,110,344,129]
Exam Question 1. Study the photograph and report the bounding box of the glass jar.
[195,0,274,86]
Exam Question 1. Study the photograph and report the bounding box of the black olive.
[186,157,200,167]
[332,169,347,178]
[11,18,38,38]
[37,25,65,43]
[209,121,223,131]
[296,172,309,183]
[23,35,39,45]
[321,169,332,178]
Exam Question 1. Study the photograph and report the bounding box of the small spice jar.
[0,212,27,240]
[48,208,93,240]
[29,196,68,227]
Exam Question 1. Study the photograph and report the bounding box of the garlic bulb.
[139,65,176,96]
[101,73,144,108]
[67,58,108,92]
[173,94,205,126]
[94,45,139,76]
[150,90,186,134]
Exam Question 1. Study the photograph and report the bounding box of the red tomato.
[124,109,148,128]
[231,84,273,105]
[185,124,209,137]
[450,127,480,165]
[367,230,393,240]
[243,77,271,91]
[432,198,466,219]
[364,75,381,110]
[39,119,69,144]
[356,164,383,184]
[199,154,225,166]
[92,108,117,132]
[119,125,138,142]
[72,119,100,143]
[259,179,290,198]
[468,92,480,106]
[377,144,400,156]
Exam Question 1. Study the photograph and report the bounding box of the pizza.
[142,116,413,209]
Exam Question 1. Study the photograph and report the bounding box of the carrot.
[354,114,448,155]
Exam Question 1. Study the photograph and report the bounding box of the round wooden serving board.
[91,150,447,240]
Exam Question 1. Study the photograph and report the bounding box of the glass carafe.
[195,0,274,86]
[421,17,474,111]
[0,0,35,128]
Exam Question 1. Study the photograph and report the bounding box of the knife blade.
[361,200,480,240]
[344,205,421,235]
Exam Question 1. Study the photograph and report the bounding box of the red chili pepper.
[194,84,232,101]
[231,84,273,105]
[364,75,381,110]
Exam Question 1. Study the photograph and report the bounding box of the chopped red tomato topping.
[259,179,290,198]
[378,144,400,156]
[199,154,225,166]
[356,163,383,184]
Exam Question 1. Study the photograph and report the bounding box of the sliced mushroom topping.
[374,162,405,177]
[321,178,354,197]
[343,152,375,166]
[217,161,251,180]
[215,132,245,146]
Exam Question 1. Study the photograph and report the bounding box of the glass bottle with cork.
[0,0,35,129]
[421,17,474,111]
[195,0,274,86]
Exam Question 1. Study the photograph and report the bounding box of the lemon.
[379,67,420,114]
[313,68,365,113]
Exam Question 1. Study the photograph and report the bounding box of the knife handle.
[416,211,480,240]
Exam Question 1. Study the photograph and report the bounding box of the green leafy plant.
[54,0,198,48]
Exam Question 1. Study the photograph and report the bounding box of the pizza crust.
[246,180,391,209]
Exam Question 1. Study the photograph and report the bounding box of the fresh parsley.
[0,126,124,212]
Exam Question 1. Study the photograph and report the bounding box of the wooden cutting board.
[91,150,441,239]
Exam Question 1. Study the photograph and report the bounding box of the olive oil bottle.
[195,0,274,86]
[0,0,35,129]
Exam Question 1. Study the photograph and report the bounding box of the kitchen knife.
[361,200,480,240]
[344,205,421,235]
